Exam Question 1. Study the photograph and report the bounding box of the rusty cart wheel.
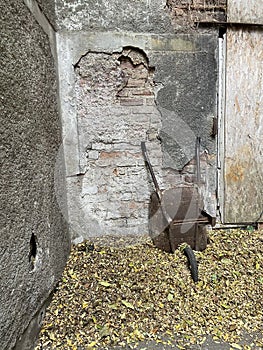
[183,246,198,282]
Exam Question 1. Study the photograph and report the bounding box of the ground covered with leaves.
[36,229,263,349]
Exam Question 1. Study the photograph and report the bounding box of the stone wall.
[0,1,70,349]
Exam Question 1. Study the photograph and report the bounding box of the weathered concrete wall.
[0,1,70,349]
[48,0,222,241]
[55,0,173,33]
[45,0,227,32]
[57,29,218,242]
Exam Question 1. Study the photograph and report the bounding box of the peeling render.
[67,38,218,240]
[72,47,162,239]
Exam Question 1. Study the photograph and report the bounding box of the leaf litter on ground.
[36,229,263,349]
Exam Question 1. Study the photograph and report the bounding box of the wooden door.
[222,0,263,223]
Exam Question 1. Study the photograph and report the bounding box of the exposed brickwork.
[117,48,154,107]
[166,0,227,28]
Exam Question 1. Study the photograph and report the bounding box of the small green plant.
[246,225,255,233]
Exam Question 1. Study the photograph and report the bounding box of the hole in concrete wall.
[29,232,37,271]
[74,51,125,106]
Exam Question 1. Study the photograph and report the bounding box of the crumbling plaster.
[56,31,218,241]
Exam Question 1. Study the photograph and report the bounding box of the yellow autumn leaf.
[98,281,112,287]
[67,339,73,346]
[133,328,145,340]
[167,293,173,301]
[121,300,134,309]
[82,301,89,309]
[231,343,243,350]
[49,332,56,341]
[68,270,78,280]
[86,340,98,349]
[76,333,83,343]
[45,322,53,328]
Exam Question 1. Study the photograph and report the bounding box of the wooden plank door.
[222,0,263,223]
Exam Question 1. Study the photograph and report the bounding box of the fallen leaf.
[167,293,174,301]
[231,343,243,350]
[98,281,112,287]
[82,301,89,309]
[121,300,134,309]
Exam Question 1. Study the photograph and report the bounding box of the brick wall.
[166,0,227,28]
